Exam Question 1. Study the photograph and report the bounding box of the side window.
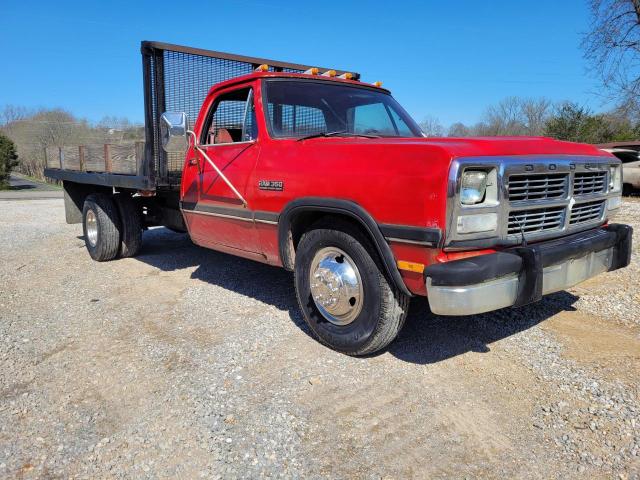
[267,103,327,136]
[351,102,396,136]
[242,90,258,142]
[203,88,256,145]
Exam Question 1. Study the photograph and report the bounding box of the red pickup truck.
[46,42,633,355]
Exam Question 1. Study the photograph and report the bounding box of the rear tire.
[294,219,409,356]
[82,194,121,262]
[114,194,143,257]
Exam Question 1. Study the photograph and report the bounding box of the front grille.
[573,171,606,196]
[508,173,568,201]
[508,206,565,234]
[569,200,605,225]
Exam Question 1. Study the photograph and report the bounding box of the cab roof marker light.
[373,81,383,87]
[322,70,337,77]
[304,67,319,75]
[254,64,269,72]
[338,72,354,80]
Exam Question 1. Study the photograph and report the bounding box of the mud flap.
[606,224,633,271]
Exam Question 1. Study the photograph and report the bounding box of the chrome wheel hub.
[309,247,363,326]
[86,209,98,247]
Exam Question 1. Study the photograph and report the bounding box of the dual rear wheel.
[82,193,142,261]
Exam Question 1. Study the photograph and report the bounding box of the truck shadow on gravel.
[390,293,578,364]
[133,227,579,365]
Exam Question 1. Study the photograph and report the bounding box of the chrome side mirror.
[160,112,189,153]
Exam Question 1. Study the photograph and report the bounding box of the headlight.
[609,165,622,192]
[457,213,498,234]
[460,170,488,205]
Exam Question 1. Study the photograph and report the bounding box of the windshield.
[263,79,423,139]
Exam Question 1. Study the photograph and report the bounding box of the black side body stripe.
[379,224,442,246]
[181,201,278,223]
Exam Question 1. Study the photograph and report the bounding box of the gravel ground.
[0,198,638,479]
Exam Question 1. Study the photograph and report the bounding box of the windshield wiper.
[296,130,380,141]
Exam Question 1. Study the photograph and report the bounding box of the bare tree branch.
[419,116,445,137]
[583,0,640,117]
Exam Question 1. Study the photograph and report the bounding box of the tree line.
[2,96,640,186]
[0,106,143,181]
[420,96,640,143]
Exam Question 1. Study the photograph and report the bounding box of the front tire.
[82,194,121,262]
[294,220,409,356]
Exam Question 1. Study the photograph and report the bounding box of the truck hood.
[302,135,611,159]
[283,135,612,230]
[415,136,611,158]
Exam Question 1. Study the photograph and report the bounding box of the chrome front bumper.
[426,248,612,315]
[424,224,632,316]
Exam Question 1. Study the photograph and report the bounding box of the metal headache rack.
[142,41,357,189]
[44,41,357,191]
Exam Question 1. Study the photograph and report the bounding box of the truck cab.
[179,72,425,264]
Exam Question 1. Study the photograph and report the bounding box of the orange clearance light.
[304,67,319,75]
[255,64,269,72]
[397,260,425,274]
[338,72,354,80]
[322,69,337,77]
[373,81,383,87]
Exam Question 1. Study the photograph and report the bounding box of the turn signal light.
[255,64,269,72]
[338,72,354,80]
[373,81,383,87]
[397,260,425,274]
[304,67,319,75]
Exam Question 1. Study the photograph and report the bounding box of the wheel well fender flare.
[277,197,412,297]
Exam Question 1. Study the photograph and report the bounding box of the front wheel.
[294,220,409,356]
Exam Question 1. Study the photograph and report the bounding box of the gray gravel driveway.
[0,197,638,479]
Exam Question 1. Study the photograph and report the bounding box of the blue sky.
[0,0,606,127]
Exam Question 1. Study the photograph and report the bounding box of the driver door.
[181,86,261,253]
